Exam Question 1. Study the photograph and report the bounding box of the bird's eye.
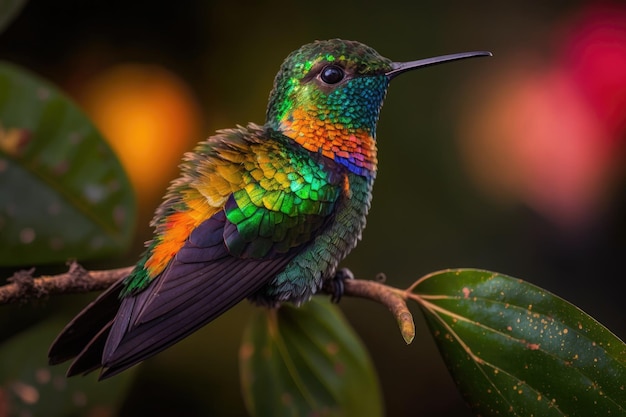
[320,65,345,84]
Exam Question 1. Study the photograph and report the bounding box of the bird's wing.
[68,126,346,378]
[98,211,297,378]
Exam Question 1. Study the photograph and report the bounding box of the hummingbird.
[48,39,490,378]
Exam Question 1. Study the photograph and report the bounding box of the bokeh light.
[459,3,626,232]
[77,63,203,220]
[561,3,626,139]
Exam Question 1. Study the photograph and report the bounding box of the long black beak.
[386,51,492,79]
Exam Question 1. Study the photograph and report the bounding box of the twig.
[0,261,132,304]
[341,279,415,344]
[0,263,415,344]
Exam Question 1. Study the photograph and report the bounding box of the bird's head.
[266,39,392,138]
[266,39,490,176]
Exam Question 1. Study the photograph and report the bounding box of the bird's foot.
[328,268,354,304]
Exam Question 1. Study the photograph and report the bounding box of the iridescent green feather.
[225,133,342,258]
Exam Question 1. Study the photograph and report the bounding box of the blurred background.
[1,0,625,416]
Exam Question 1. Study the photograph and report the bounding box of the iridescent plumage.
[48,39,490,378]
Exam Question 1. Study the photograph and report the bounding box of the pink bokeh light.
[560,3,626,139]
[459,3,626,231]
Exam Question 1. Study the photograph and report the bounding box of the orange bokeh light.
[78,64,202,208]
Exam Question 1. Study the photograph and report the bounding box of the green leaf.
[0,0,26,34]
[240,297,383,417]
[411,269,626,416]
[0,318,135,417]
[0,62,135,266]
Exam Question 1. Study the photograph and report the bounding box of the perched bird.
[48,39,490,378]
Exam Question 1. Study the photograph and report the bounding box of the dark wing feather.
[97,214,296,379]
[66,321,113,376]
[48,280,123,365]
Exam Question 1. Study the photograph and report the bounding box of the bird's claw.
[329,268,354,304]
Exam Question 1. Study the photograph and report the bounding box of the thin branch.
[0,261,132,304]
[340,279,415,344]
[0,263,415,344]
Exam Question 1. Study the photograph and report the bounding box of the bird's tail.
[48,280,124,376]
